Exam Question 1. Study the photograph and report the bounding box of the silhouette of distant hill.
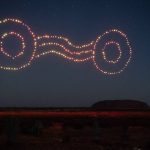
[91,100,149,110]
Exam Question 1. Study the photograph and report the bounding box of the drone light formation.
[1,31,25,59]
[0,18,132,75]
[102,41,122,64]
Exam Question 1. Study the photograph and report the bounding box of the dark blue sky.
[0,0,150,107]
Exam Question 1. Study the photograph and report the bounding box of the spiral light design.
[0,18,132,75]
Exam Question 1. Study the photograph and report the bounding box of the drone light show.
[0,18,132,75]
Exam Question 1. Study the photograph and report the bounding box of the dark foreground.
[0,108,150,150]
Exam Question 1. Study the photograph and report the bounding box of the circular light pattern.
[0,18,132,75]
[102,41,122,64]
[1,31,25,59]
[93,29,132,75]
[0,18,36,70]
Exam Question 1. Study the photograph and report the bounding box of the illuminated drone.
[0,18,132,75]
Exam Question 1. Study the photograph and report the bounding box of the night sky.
[0,0,150,107]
